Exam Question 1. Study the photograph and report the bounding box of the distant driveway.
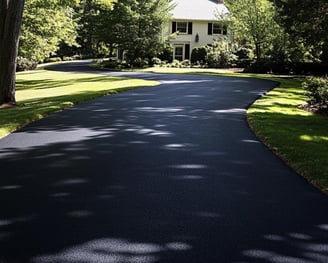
[1,61,328,263]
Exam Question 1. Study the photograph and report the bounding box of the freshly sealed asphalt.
[1,61,328,263]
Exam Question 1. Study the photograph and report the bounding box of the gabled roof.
[171,0,229,21]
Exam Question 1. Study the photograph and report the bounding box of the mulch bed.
[298,104,328,117]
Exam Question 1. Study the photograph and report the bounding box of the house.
[167,0,230,61]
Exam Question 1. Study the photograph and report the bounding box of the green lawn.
[0,69,158,138]
[145,67,328,194]
[247,77,328,194]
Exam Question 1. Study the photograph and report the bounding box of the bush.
[302,77,328,107]
[234,46,253,68]
[102,59,129,70]
[132,57,149,68]
[292,62,327,76]
[158,47,173,63]
[206,50,236,68]
[44,57,62,63]
[16,57,38,71]
[244,59,271,74]
[151,57,162,66]
[191,46,207,65]
[171,59,181,68]
[102,59,120,69]
[181,59,191,67]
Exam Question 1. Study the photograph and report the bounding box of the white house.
[167,0,230,61]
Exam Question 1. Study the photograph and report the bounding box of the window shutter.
[185,44,190,60]
[208,23,213,35]
[188,22,193,35]
[172,22,177,33]
[223,25,227,35]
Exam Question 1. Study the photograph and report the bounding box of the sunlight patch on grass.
[300,135,328,142]
[247,78,328,194]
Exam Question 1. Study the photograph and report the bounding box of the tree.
[225,0,281,61]
[73,0,115,58]
[0,0,79,106]
[99,0,173,63]
[272,0,328,65]
[19,1,78,62]
[0,0,25,106]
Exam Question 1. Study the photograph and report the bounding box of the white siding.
[166,20,230,60]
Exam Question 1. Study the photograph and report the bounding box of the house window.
[177,22,187,34]
[208,23,228,35]
[172,22,193,34]
[174,45,184,61]
[213,24,222,34]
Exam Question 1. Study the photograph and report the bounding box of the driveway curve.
[1,61,328,263]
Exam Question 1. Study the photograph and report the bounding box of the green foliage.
[19,1,78,62]
[132,57,149,68]
[205,41,237,68]
[191,46,207,64]
[16,57,38,72]
[302,77,328,107]
[234,46,253,67]
[248,76,328,194]
[225,0,282,61]
[273,0,328,64]
[74,0,115,58]
[106,0,174,62]
[151,57,162,66]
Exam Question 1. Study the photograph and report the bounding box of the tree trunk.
[0,0,25,106]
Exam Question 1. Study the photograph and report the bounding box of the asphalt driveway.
[0,61,328,263]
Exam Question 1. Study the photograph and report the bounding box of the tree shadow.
[1,70,328,262]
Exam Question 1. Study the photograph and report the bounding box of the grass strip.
[0,69,158,139]
[144,67,328,194]
[247,77,328,194]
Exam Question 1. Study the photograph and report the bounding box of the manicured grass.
[247,77,328,194]
[145,67,328,194]
[0,69,158,139]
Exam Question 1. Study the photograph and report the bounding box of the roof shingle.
[171,0,229,21]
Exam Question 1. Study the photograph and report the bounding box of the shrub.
[151,57,162,66]
[206,50,236,68]
[292,62,327,76]
[191,46,207,65]
[16,57,38,71]
[244,59,271,74]
[171,59,181,68]
[132,57,149,68]
[44,57,62,63]
[302,77,328,107]
[234,46,253,68]
[158,47,173,63]
[102,59,120,69]
[181,59,191,67]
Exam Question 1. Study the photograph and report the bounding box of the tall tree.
[0,0,25,106]
[272,0,328,64]
[225,0,281,61]
[99,0,173,62]
[20,1,77,62]
[0,0,79,106]
[75,0,114,57]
